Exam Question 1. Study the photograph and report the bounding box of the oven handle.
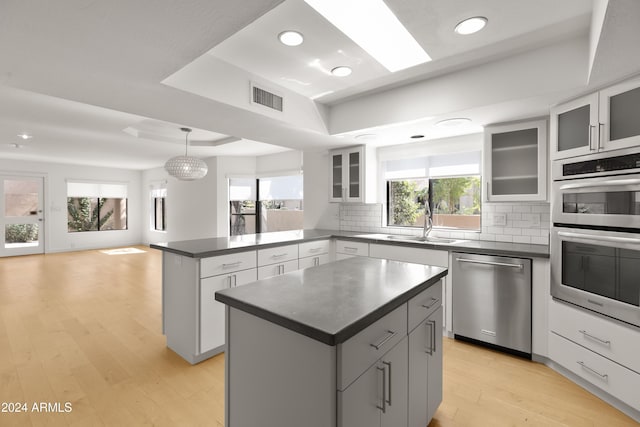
[558,231,640,246]
[559,178,640,190]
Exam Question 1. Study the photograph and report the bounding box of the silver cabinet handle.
[370,330,396,350]
[376,366,386,413]
[226,274,238,288]
[313,256,320,267]
[308,247,322,253]
[577,361,608,381]
[343,246,358,252]
[559,178,640,190]
[598,122,604,150]
[588,124,595,151]
[430,320,437,354]
[382,361,392,406]
[222,261,242,268]
[421,297,440,310]
[456,258,524,269]
[271,253,288,259]
[579,330,611,346]
[425,320,436,355]
[558,231,640,246]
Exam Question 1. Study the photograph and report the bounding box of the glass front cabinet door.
[483,119,548,202]
[551,76,640,160]
[329,146,366,203]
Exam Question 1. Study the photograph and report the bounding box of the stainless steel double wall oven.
[551,147,640,328]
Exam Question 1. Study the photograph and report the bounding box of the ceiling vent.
[251,83,283,112]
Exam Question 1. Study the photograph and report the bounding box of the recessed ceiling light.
[435,118,472,127]
[17,133,33,140]
[331,66,352,77]
[304,0,431,72]
[410,134,425,139]
[454,17,488,35]
[278,30,304,46]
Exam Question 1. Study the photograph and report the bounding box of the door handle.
[577,361,608,381]
[382,361,392,406]
[425,320,436,355]
[376,366,386,413]
[456,258,524,269]
[598,123,604,150]
[579,329,611,346]
[421,297,440,310]
[370,330,396,350]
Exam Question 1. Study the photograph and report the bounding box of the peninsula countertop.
[150,228,549,259]
[215,256,447,346]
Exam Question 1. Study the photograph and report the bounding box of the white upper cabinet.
[551,76,640,160]
[483,119,548,202]
[329,145,377,203]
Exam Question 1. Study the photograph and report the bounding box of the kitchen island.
[215,256,447,427]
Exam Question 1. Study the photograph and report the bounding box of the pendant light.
[164,127,208,181]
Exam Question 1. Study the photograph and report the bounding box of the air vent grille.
[252,85,283,112]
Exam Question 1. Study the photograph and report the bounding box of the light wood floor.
[0,247,636,427]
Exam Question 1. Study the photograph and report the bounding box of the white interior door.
[0,176,45,256]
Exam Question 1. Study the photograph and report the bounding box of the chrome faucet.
[422,200,433,239]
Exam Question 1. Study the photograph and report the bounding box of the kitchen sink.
[385,235,465,244]
[355,233,467,245]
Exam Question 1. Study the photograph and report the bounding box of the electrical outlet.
[493,213,507,226]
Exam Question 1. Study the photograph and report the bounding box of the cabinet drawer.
[408,280,443,333]
[201,251,256,278]
[257,259,298,280]
[549,332,640,410]
[335,240,369,257]
[257,244,298,266]
[337,304,407,390]
[299,240,330,258]
[299,253,330,270]
[369,244,448,267]
[549,300,640,373]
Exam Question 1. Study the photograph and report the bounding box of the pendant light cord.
[181,127,192,156]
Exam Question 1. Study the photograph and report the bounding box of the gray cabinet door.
[408,320,429,427]
[409,306,443,427]
[338,361,381,427]
[381,337,408,427]
[339,336,408,427]
[427,307,443,422]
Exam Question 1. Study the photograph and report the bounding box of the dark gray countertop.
[150,229,336,258]
[215,257,447,346]
[150,228,549,259]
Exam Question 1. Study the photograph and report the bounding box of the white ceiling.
[1,0,639,170]
[208,0,592,102]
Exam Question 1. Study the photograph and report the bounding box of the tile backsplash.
[339,202,550,245]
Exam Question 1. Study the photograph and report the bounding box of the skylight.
[304,0,431,72]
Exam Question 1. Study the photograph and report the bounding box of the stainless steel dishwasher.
[452,252,532,358]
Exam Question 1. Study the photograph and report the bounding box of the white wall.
[142,158,218,244]
[1,150,310,252]
[0,159,143,253]
[302,150,339,230]
[256,150,303,176]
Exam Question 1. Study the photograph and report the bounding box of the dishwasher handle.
[455,257,524,269]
